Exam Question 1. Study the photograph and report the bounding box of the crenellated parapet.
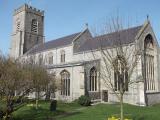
[14,4,44,16]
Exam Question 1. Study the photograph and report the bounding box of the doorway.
[102,90,108,102]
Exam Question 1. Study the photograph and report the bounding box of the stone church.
[10,4,160,106]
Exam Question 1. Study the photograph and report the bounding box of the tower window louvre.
[31,19,38,33]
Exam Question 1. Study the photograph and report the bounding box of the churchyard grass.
[12,100,160,120]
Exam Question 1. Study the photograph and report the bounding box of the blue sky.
[0,0,160,54]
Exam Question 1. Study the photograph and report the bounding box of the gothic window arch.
[31,19,38,33]
[45,54,48,65]
[48,52,53,64]
[113,55,128,92]
[38,54,43,65]
[60,70,70,96]
[29,56,35,65]
[89,67,97,91]
[60,50,65,63]
[144,34,155,91]
[21,58,25,64]
[144,34,154,49]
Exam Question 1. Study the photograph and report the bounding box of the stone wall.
[147,92,160,105]
[10,4,44,59]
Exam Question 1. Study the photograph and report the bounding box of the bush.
[0,107,6,119]
[50,100,57,111]
[12,96,21,104]
[78,95,91,106]
[0,109,5,119]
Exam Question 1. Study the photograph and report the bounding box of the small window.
[16,18,20,32]
[29,56,35,65]
[31,19,38,33]
[48,52,53,64]
[144,34,154,49]
[60,50,65,63]
[38,54,43,65]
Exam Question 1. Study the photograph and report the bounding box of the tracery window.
[114,55,128,92]
[144,34,155,91]
[60,70,70,96]
[89,67,97,91]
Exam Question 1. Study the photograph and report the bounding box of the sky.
[0,0,160,55]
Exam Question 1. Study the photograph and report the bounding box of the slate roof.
[27,32,81,54]
[76,25,142,52]
[27,25,142,54]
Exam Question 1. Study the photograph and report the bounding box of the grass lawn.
[13,100,83,120]
[12,101,160,120]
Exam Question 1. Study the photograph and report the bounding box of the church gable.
[75,25,142,53]
[73,29,92,53]
[27,28,93,55]
[27,32,81,54]
[136,20,159,51]
[26,24,144,55]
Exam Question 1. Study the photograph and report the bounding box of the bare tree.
[25,55,58,109]
[91,17,141,120]
[0,53,58,118]
[44,72,57,100]
[0,56,34,119]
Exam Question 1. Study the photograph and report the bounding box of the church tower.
[10,4,44,59]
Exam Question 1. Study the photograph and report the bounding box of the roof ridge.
[27,31,82,54]
[75,25,142,53]
[94,25,143,39]
[72,28,90,43]
[45,32,81,44]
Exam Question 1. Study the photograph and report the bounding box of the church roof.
[76,25,142,53]
[27,32,81,54]
[27,25,142,54]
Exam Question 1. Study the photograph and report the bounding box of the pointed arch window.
[60,50,65,63]
[89,67,97,91]
[38,54,43,65]
[60,70,70,96]
[31,19,38,33]
[29,56,35,65]
[114,56,128,92]
[144,34,154,49]
[48,52,53,64]
[144,34,155,91]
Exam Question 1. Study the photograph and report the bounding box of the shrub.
[50,100,57,111]
[12,96,21,104]
[0,109,4,119]
[78,95,91,106]
[0,107,6,119]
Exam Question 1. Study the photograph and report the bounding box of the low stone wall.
[88,91,101,100]
[147,92,160,105]
[108,92,141,105]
